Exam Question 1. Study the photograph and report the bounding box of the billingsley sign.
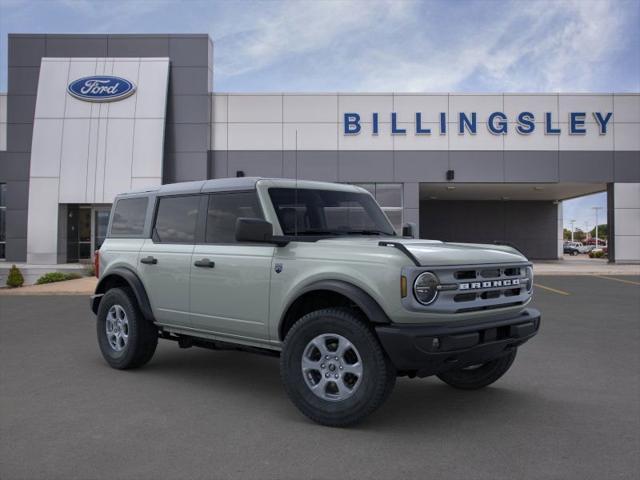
[343,111,613,135]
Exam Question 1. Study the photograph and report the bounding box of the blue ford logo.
[67,76,136,102]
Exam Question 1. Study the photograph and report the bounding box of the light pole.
[570,219,576,242]
[592,206,603,248]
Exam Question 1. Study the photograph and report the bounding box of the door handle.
[194,258,215,268]
[140,256,158,265]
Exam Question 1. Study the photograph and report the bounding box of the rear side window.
[154,195,201,244]
[205,191,263,243]
[110,197,148,236]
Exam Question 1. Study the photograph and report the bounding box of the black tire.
[96,287,158,370]
[436,348,517,390]
[280,307,396,427]
[572,250,579,256]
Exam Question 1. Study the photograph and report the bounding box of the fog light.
[432,338,440,350]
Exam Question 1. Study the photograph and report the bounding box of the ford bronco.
[91,178,540,426]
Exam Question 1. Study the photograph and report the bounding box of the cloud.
[212,0,638,92]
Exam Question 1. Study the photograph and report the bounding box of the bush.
[6,265,25,288]
[36,272,83,285]
[589,250,606,259]
[84,264,95,277]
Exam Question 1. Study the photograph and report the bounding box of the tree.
[563,228,572,240]
[589,224,607,239]
[572,228,586,242]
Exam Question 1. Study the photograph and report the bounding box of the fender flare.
[92,267,155,323]
[280,279,391,338]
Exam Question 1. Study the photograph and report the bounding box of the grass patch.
[36,272,83,285]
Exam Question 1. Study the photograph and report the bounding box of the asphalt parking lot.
[1,275,639,480]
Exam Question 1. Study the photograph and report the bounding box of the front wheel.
[280,308,396,427]
[436,349,517,390]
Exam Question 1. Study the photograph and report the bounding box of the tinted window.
[206,192,263,243]
[154,195,200,244]
[110,197,148,236]
[268,188,395,236]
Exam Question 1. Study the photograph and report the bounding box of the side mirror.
[236,218,274,243]
[402,222,416,238]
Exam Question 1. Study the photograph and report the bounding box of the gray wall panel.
[6,95,36,124]
[165,123,210,153]
[46,36,108,57]
[6,180,29,209]
[614,151,640,182]
[228,151,284,178]
[6,124,33,153]
[449,151,504,182]
[167,94,210,124]
[505,151,559,182]
[420,200,558,259]
[559,151,614,182]
[1,153,30,181]
[210,151,228,178]
[6,209,28,239]
[169,36,211,67]
[394,151,449,182]
[107,35,170,57]
[283,151,339,181]
[338,151,394,182]
[7,67,40,95]
[5,237,26,262]
[169,67,210,95]
[163,152,209,183]
[8,36,45,67]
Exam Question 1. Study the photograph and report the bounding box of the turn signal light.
[400,275,407,298]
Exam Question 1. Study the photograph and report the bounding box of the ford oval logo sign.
[67,76,136,102]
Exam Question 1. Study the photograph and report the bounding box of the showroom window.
[0,183,5,258]
[354,183,403,233]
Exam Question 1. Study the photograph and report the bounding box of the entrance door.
[66,205,92,263]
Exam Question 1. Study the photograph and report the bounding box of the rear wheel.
[436,348,517,390]
[96,288,158,369]
[280,308,396,427]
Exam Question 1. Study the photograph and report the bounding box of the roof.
[117,177,363,198]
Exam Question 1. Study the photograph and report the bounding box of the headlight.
[525,266,534,293]
[413,271,440,305]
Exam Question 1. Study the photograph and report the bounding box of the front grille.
[403,262,532,314]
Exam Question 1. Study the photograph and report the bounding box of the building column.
[557,201,564,260]
[403,182,419,236]
[609,183,640,263]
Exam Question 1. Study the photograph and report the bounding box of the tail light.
[94,250,100,278]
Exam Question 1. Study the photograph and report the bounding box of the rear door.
[190,191,274,342]
[138,194,202,327]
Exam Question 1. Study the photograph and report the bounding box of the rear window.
[153,195,200,244]
[110,197,148,236]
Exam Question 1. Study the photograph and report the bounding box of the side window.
[205,191,263,243]
[110,197,148,236]
[154,195,201,244]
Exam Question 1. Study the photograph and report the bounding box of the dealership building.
[0,33,638,268]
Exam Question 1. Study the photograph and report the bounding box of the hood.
[315,237,527,266]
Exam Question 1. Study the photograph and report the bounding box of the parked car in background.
[564,242,589,254]
[564,244,581,256]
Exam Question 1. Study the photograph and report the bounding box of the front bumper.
[375,308,540,377]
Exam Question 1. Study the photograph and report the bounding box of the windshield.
[268,188,396,236]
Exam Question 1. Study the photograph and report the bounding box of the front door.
[138,194,201,327]
[190,191,274,342]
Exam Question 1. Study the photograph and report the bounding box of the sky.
[1,0,638,228]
